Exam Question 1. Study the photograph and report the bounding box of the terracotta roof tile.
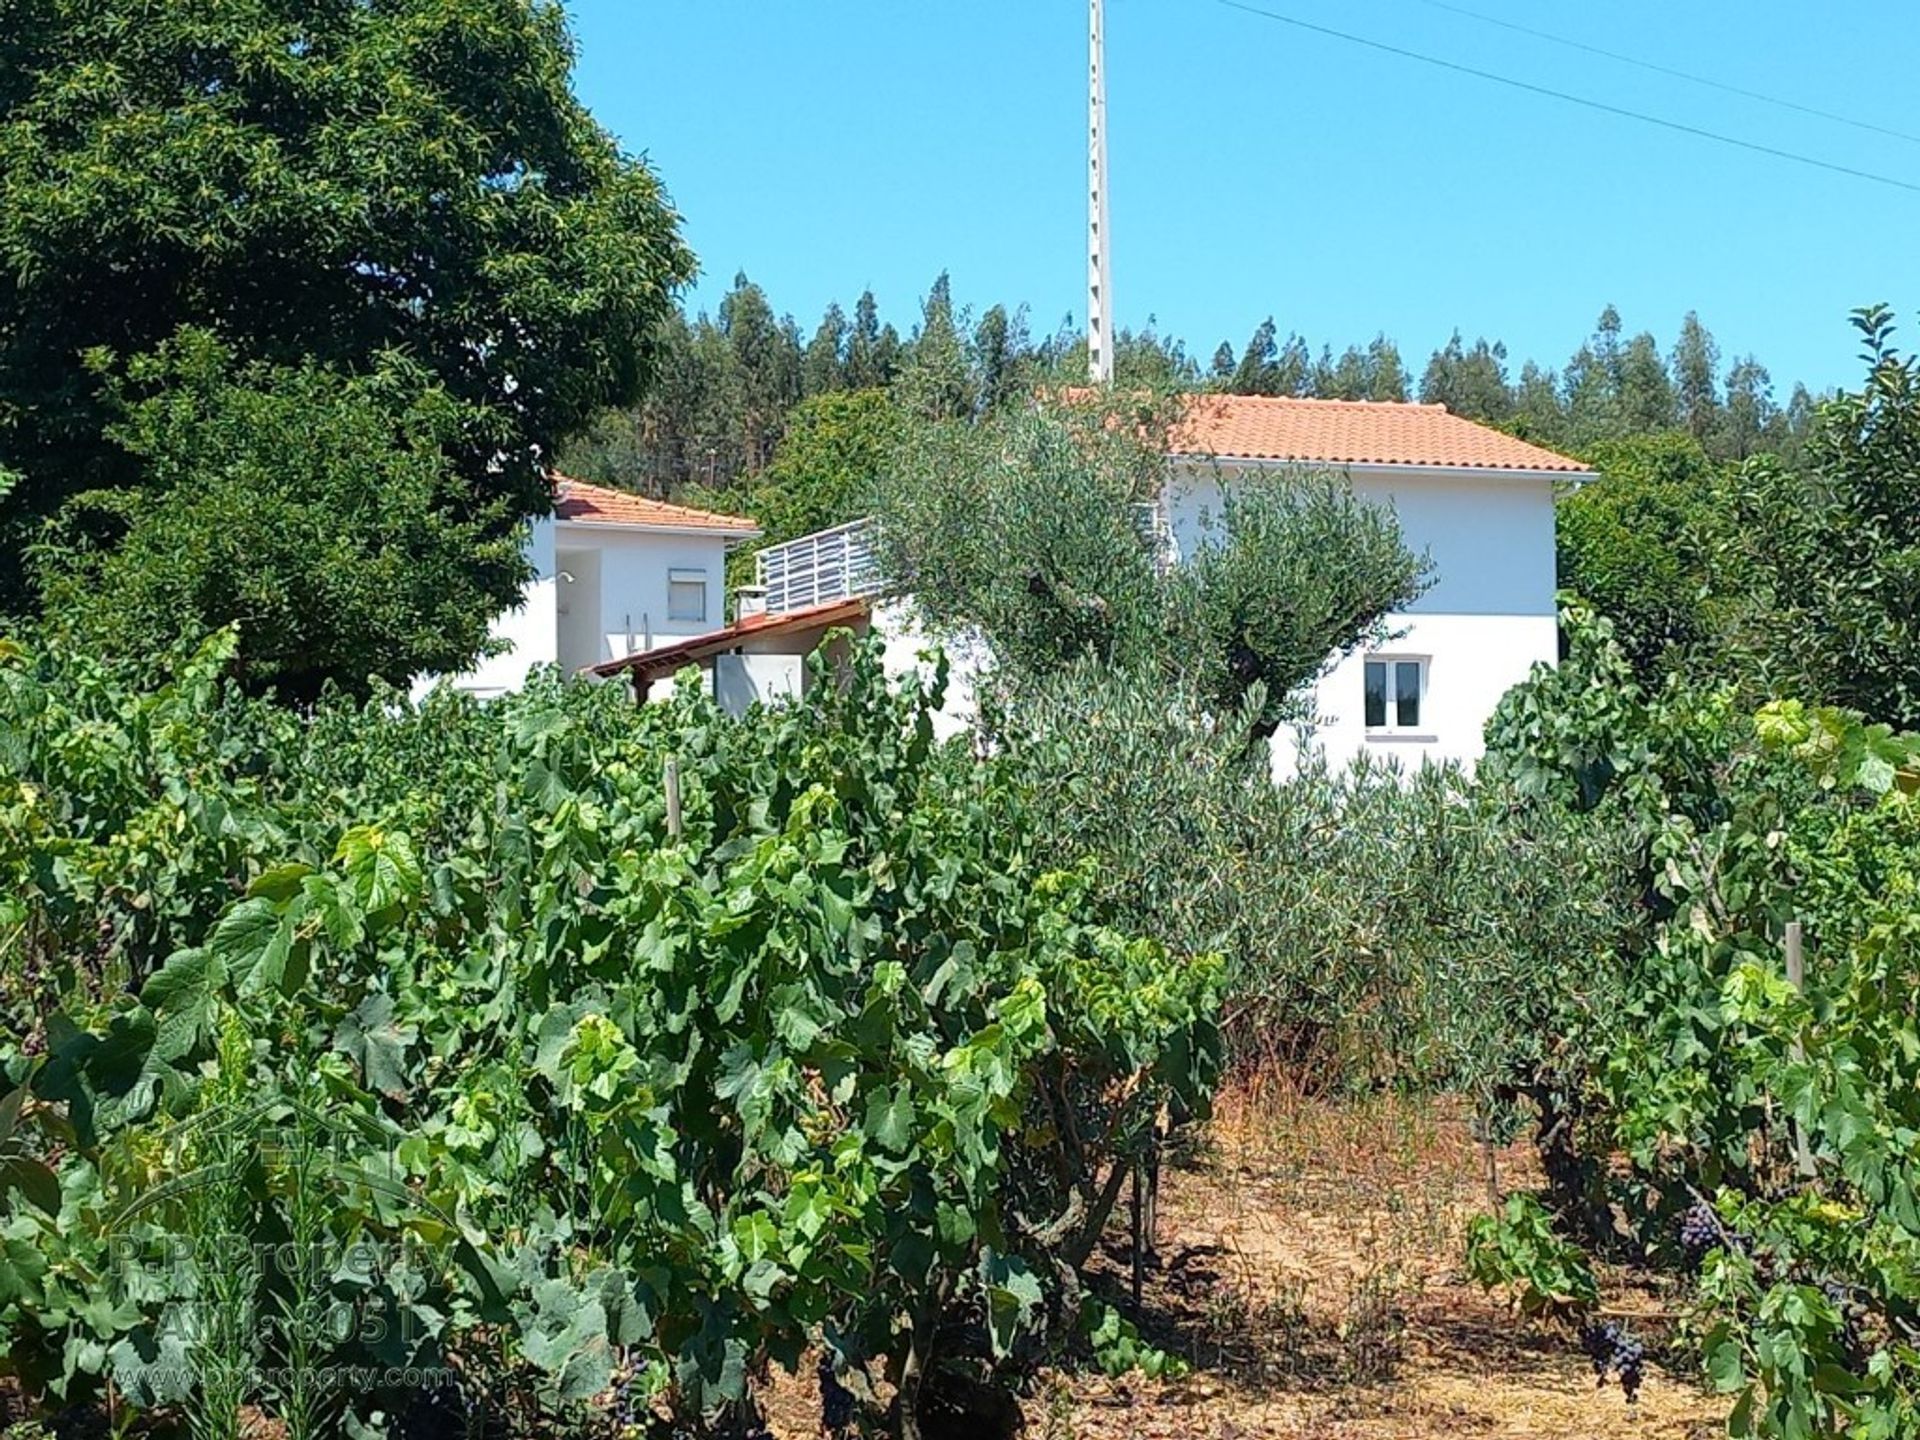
[553,475,761,533]
[1169,395,1589,473]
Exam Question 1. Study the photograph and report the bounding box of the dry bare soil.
[774,1087,1731,1440]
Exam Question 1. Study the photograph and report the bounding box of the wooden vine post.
[1785,920,1817,1179]
[664,756,683,840]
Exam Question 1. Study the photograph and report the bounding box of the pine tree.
[1671,312,1722,443]
[897,271,975,421]
[802,302,850,398]
[1231,318,1281,395]
[1419,332,1511,423]
[1366,335,1411,402]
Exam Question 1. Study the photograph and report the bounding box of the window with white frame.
[1363,656,1427,733]
[667,568,708,623]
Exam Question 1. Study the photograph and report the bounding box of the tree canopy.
[33,333,524,702]
[0,0,692,683]
[1715,306,1920,729]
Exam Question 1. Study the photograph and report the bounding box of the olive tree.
[871,396,1431,735]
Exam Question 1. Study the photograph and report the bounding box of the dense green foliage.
[568,268,1819,507]
[1714,307,1920,732]
[0,0,690,682]
[0,632,1218,1437]
[1471,592,1920,1438]
[690,388,902,590]
[995,661,1636,1087]
[31,334,527,702]
[1554,434,1722,686]
[1551,309,1920,728]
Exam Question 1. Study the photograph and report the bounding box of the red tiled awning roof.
[1168,395,1589,474]
[588,597,872,681]
[553,474,761,534]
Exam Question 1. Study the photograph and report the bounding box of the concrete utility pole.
[1088,0,1114,385]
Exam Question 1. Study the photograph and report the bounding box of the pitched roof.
[1168,395,1590,474]
[589,597,872,682]
[553,475,761,534]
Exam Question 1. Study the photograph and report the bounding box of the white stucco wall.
[714,651,806,713]
[419,520,738,699]
[569,525,734,663]
[1163,461,1560,773]
[873,598,987,742]
[413,519,559,701]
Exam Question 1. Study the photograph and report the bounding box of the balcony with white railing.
[754,517,884,616]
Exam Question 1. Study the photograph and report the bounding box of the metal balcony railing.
[754,517,885,615]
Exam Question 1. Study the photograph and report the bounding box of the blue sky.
[564,1,1920,394]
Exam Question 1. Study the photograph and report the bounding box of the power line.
[1405,0,1920,150]
[1211,0,1920,196]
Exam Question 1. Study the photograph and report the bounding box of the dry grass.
[1018,1083,1728,1440]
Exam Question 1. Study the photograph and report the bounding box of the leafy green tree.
[1227,318,1313,396]
[1315,335,1412,402]
[1163,475,1433,734]
[845,288,902,391]
[1616,331,1679,434]
[706,389,900,586]
[1563,308,1626,444]
[1114,323,1200,390]
[1556,433,1723,684]
[1046,323,1200,393]
[1718,306,1920,728]
[1722,355,1785,461]
[1510,361,1568,444]
[874,402,1168,679]
[0,0,690,622]
[873,399,1428,735]
[1366,333,1412,402]
[971,303,1030,414]
[895,272,974,422]
[802,302,850,397]
[1671,312,1722,444]
[1230,319,1281,395]
[34,333,523,701]
[718,273,802,470]
[1786,381,1821,443]
[1208,341,1236,385]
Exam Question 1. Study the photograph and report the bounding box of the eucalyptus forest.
[4,4,1920,1440]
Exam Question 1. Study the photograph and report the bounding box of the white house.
[426,476,760,699]
[1159,394,1588,773]
[605,394,1586,769]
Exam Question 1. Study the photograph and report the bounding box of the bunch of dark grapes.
[818,1355,856,1435]
[609,1365,647,1437]
[1579,1320,1646,1404]
[1678,1200,1721,1267]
